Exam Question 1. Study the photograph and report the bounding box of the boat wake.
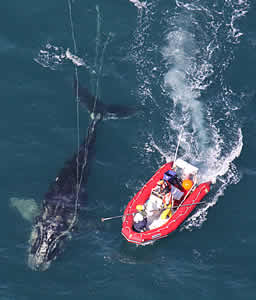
[129,0,147,9]
[130,0,248,230]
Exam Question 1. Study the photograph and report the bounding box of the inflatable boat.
[121,159,211,245]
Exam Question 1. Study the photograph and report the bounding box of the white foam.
[201,128,243,182]
[34,43,65,70]
[176,0,249,44]
[129,0,147,9]
[148,15,244,230]
[225,0,249,43]
[130,1,246,232]
[65,48,85,66]
[34,43,87,70]
[162,30,213,151]
[182,161,241,231]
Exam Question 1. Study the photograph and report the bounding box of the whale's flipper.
[74,78,140,119]
[10,197,40,223]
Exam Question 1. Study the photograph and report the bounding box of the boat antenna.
[173,128,183,165]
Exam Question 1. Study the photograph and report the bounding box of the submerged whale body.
[28,80,136,271]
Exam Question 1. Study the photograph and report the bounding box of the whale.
[27,79,137,271]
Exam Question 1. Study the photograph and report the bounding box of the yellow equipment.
[136,205,144,211]
[160,204,172,219]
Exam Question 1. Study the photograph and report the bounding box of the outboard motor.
[163,170,182,189]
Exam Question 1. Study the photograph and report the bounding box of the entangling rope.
[45,1,104,256]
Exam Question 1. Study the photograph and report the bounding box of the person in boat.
[159,180,192,221]
[133,205,147,233]
[147,180,173,215]
[153,179,170,195]
[160,179,170,194]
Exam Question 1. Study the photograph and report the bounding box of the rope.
[94,4,101,82]
[75,14,113,193]
[76,5,105,193]
[67,2,102,201]
[92,32,113,115]
[42,1,104,259]
[67,0,80,205]
[67,0,100,222]
[47,0,81,246]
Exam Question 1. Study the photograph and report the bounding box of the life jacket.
[162,191,172,207]
[160,204,172,219]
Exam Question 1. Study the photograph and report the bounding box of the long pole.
[101,213,135,222]
[173,201,205,209]
[101,201,206,222]
[173,128,183,164]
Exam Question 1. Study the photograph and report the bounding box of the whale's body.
[27,81,137,271]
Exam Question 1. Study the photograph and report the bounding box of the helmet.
[182,179,193,191]
[157,180,164,186]
[136,205,144,211]
[134,213,143,223]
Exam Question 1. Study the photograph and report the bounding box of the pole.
[101,212,135,222]
[172,201,206,209]
[173,128,183,164]
[101,201,206,222]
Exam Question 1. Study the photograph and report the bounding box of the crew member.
[133,205,147,232]
[156,180,170,194]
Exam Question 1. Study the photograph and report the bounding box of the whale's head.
[27,216,68,271]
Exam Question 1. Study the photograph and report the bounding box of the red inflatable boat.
[121,159,211,245]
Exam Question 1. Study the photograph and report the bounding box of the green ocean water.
[1,0,256,299]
